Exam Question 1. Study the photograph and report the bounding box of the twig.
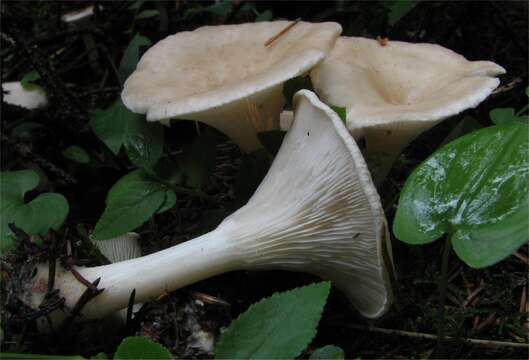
[264,18,301,47]
[462,280,485,308]
[70,268,98,290]
[345,324,529,349]
[62,277,104,328]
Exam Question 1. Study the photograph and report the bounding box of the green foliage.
[394,122,529,268]
[255,9,273,21]
[90,100,164,169]
[118,33,152,84]
[20,70,41,91]
[92,170,175,240]
[62,145,90,164]
[136,10,160,20]
[310,345,345,359]
[215,282,331,359]
[384,0,419,26]
[1,170,69,251]
[114,336,172,359]
[329,105,347,124]
[184,0,234,19]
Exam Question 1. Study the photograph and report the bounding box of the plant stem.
[436,236,452,356]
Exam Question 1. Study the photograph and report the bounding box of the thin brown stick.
[264,18,301,47]
[70,268,97,290]
[345,324,528,349]
[462,280,485,307]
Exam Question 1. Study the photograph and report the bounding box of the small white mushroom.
[2,82,47,110]
[310,37,506,184]
[122,21,342,152]
[22,90,393,325]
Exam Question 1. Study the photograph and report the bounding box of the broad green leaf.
[385,0,419,26]
[92,170,172,240]
[118,34,152,84]
[136,9,159,19]
[329,105,347,124]
[441,116,482,146]
[255,9,273,21]
[128,1,144,10]
[90,100,164,168]
[1,170,69,251]
[490,108,517,125]
[257,130,285,156]
[114,336,172,359]
[215,282,331,359]
[20,70,41,90]
[310,345,345,359]
[62,145,90,164]
[394,122,529,268]
[157,189,176,213]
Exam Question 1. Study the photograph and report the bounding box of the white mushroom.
[310,37,506,184]
[2,82,47,110]
[21,90,393,326]
[93,232,142,263]
[122,21,342,152]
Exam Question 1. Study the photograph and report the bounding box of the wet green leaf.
[215,282,331,359]
[490,108,518,125]
[90,100,164,168]
[62,145,90,164]
[92,170,174,240]
[394,122,529,268]
[1,170,69,251]
[115,336,171,359]
[310,345,345,359]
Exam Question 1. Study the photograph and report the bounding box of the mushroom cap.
[224,90,393,318]
[121,21,342,121]
[2,81,47,110]
[311,37,506,131]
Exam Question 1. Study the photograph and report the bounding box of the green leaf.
[255,9,273,22]
[136,9,160,19]
[114,336,172,359]
[1,170,69,251]
[90,100,164,168]
[490,108,517,125]
[20,70,41,90]
[91,352,108,359]
[385,0,419,26]
[11,122,44,140]
[394,122,529,268]
[441,116,482,146]
[329,105,347,124]
[62,145,90,164]
[118,34,152,84]
[283,76,313,109]
[215,282,331,359]
[184,0,233,19]
[157,189,176,213]
[92,170,172,240]
[310,345,345,359]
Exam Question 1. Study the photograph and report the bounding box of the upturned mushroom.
[310,36,506,184]
[21,90,393,328]
[122,21,342,152]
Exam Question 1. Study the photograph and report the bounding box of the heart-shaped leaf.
[92,170,175,240]
[1,170,69,251]
[114,336,172,359]
[394,122,529,268]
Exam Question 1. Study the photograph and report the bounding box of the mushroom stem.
[33,230,239,322]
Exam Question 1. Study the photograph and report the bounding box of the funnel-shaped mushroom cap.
[223,90,393,318]
[122,21,342,152]
[311,37,505,182]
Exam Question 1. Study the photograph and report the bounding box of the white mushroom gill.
[311,36,506,184]
[122,21,342,152]
[22,90,393,326]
